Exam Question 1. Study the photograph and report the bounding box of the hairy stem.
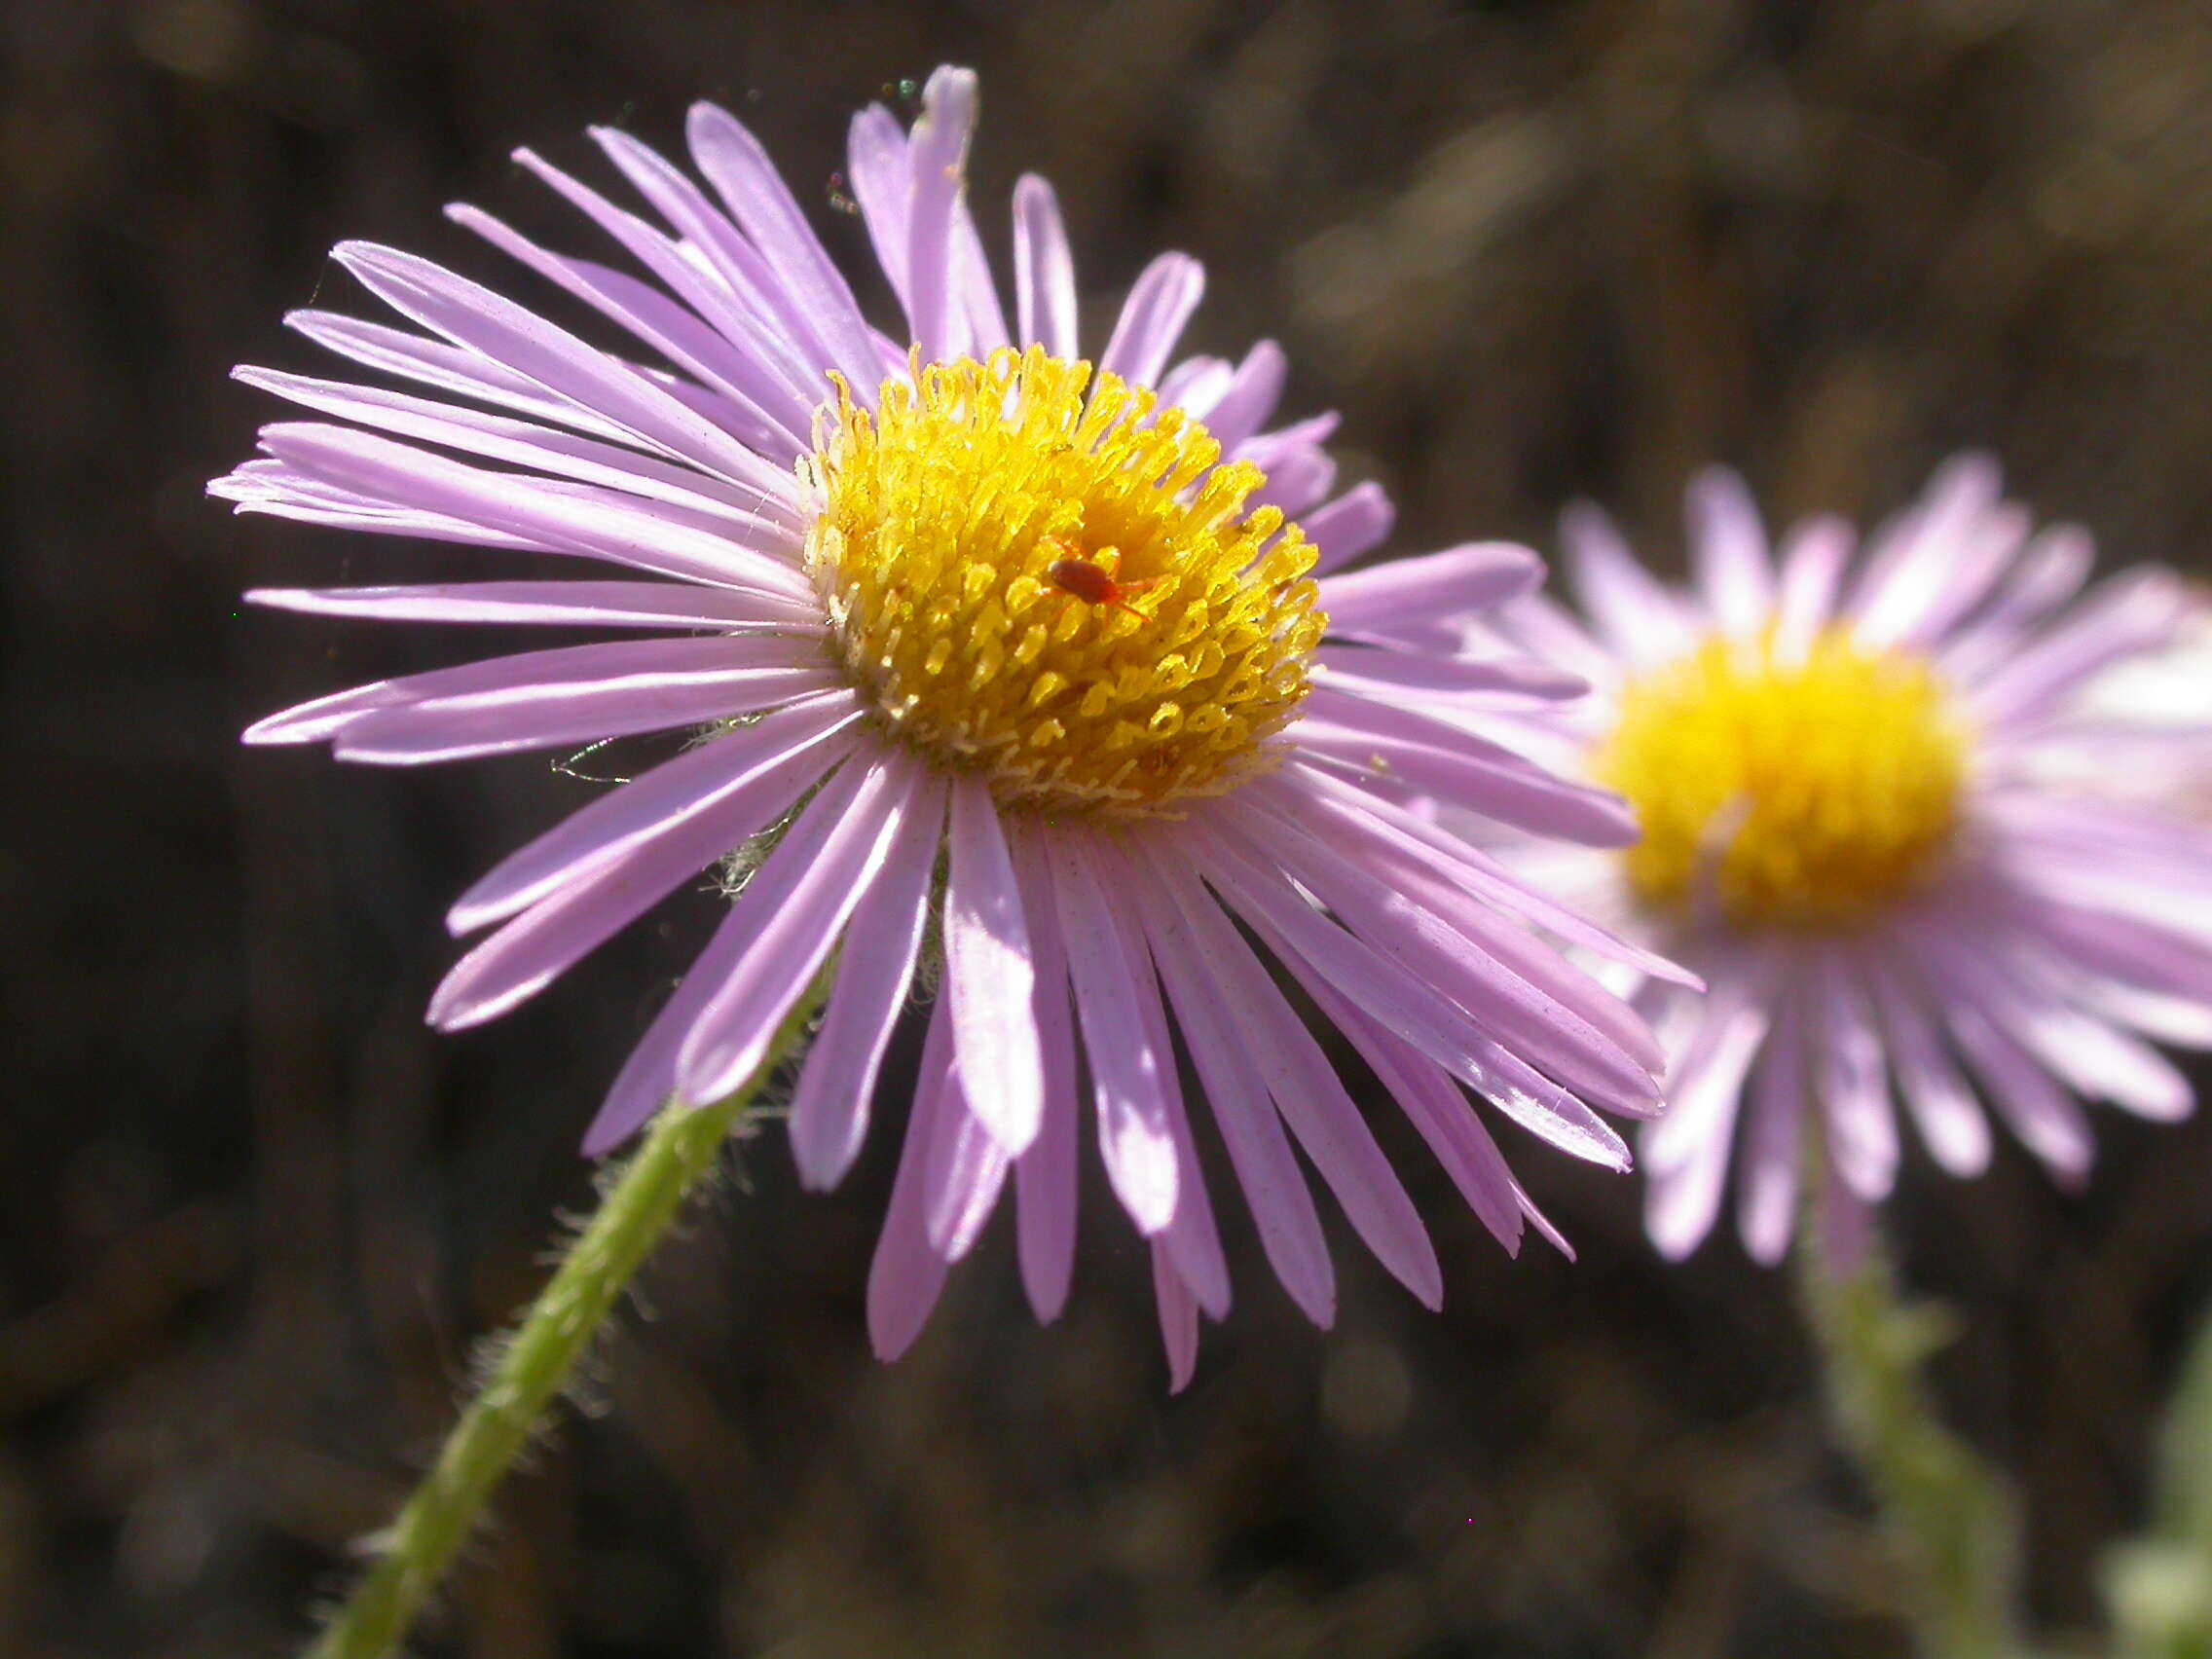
[307,1000,816,1659]
[1796,1205,2024,1659]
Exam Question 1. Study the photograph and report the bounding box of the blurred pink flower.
[1463,457,2212,1262]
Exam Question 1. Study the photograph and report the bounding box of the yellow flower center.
[804,347,1325,816]
[1590,629,1967,929]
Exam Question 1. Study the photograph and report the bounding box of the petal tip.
[240,711,322,746]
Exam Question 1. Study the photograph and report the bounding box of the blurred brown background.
[8,1,2212,1654]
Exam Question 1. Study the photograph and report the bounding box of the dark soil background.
[8,2,2212,1655]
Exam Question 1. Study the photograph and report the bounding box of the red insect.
[1043,541,1160,627]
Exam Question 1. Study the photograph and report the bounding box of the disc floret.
[1592,629,1967,929]
[805,347,1324,816]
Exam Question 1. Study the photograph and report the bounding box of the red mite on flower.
[1045,541,1159,626]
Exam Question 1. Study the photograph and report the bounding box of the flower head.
[1467,457,2212,1262]
[218,67,1676,1383]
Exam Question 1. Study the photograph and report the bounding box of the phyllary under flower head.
[218,65,1680,1386]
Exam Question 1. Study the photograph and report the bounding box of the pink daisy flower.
[1463,456,2212,1264]
[217,66,1677,1385]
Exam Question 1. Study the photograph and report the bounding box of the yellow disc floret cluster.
[804,347,1325,816]
[1590,628,1968,930]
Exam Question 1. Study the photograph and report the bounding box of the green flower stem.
[1796,1208,2025,1659]
[308,998,818,1659]
[2108,1294,2212,1659]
